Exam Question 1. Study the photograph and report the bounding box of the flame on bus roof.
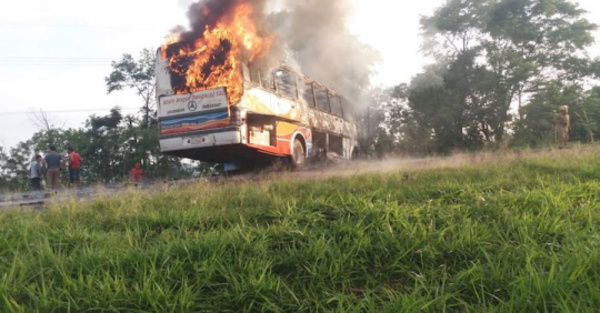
[161,0,274,104]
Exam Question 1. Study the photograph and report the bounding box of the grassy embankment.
[1,148,599,312]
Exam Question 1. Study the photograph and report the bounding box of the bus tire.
[291,138,306,168]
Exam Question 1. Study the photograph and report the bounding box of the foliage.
[1,148,600,311]
[0,47,188,190]
[392,0,599,154]
[85,108,129,183]
[1,129,74,190]
[361,85,439,156]
[105,48,157,128]
[359,87,396,157]
[0,109,184,190]
[571,87,600,143]
[512,84,600,147]
[0,147,11,190]
[83,109,183,184]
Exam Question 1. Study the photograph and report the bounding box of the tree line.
[0,49,187,190]
[362,0,600,156]
[0,107,190,190]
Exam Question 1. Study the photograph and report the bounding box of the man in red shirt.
[131,162,143,184]
[67,147,82,186]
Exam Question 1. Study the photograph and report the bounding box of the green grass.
[1,148,600,312]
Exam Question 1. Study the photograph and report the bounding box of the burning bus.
[156,0,359,169]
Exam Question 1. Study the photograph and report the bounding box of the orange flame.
[162,2,272,105]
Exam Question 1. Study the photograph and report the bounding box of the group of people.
[29,146,82,191]
[28,146,145,191]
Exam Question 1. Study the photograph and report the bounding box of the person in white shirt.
[30,155,43,190]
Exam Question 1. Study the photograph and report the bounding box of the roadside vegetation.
[1,147,599,312]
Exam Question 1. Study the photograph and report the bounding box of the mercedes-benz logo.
[188,101,198,111]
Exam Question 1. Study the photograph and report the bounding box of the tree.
[409,70,465,153]
[105,48,183,176]
[29,109,65,132]
[106,48,156,128]
[122,115,181,180]
[85,108,129,183]
[0,128,80,190]
[573,87,600,143]
[358,84,441,157]
[413,0,597,151]
[512,83,600,147]
[0,146,11,190]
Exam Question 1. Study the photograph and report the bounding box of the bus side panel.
[245,122,311,158]
[275,122,312,157]
[241,87,309,124]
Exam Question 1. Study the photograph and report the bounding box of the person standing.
[554,105,571,149]
[29,155,43,191]
[67,147,82,186]
[43,145,63,190]
[130,162,143,185]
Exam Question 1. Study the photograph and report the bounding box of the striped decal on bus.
[160,111,229,135]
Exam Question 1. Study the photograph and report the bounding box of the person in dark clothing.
[30,155,43,190]
[43,145,63,190]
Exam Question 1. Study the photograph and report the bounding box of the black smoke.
[164,0,270,93]
[167,0,379,108]
[268,0,379,106]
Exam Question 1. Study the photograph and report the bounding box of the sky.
[1,0,599,150]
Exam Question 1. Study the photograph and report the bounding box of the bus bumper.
[160,129,242,153]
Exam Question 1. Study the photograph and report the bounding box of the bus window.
[314,86,330,112]
[260,68,275,90]
[301,81,315,107]
[275,69,297,99]
[329,94,343,117]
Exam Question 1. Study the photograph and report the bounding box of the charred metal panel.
[308,109,357,139]
[239,86,309,125]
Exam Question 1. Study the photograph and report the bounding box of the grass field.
[1,147,599,312]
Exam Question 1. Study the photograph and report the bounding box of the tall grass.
[1,148,599,312]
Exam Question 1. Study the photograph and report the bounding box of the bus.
[155,50,360,169]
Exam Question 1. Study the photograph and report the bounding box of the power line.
[0,57,114,66]
[0,57,113,61]
[0,22,164,31]
[0,63,111,66]
[0,107,140,116]
[0,63,112,66]
[0,57,114,59]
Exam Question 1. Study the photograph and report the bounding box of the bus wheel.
[291,139,306,168]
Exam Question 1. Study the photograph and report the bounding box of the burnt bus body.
[156,49,359,168]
